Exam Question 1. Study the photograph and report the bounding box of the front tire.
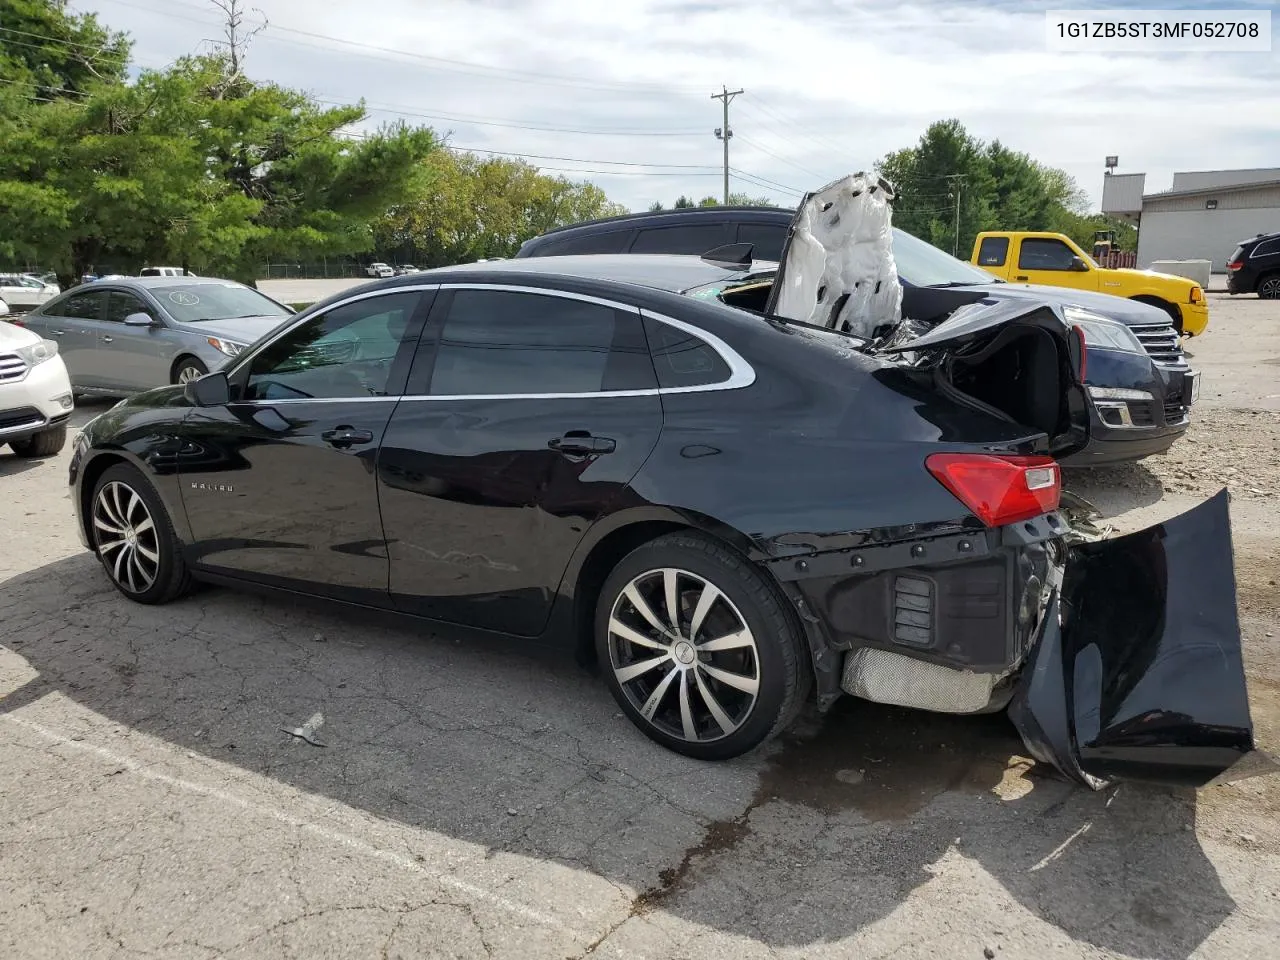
[172,357,208,385]
[9,424,67,457]
[595,532,810,760]
[90,463,193,604]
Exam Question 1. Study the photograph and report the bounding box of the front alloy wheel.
[93,480,160,594]
[89,463,193,604]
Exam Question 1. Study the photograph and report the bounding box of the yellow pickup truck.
[970,231,1209,336]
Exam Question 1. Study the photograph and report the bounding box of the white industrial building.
[1101,167,1280,270]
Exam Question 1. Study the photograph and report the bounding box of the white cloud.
[85,0,1280,212]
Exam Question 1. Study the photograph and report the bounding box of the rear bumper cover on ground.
[1009,490,1276,788]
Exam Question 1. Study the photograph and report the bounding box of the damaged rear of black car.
[648,174,1271,790]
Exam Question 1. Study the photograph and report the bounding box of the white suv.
[0,320,74,457]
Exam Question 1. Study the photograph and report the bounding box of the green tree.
[877,119,1089,258]
[373,150,626,266]
[0,0,130,98]
[0,45,438,281]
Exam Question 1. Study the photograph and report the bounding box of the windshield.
[890,228,1000,287]
[155,283,292,323]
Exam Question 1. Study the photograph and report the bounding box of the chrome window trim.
[225,281,755,404]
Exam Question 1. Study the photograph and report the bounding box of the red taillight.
[1227,260,1244,272]
[7,318,24,327]
[926,454,1061,527]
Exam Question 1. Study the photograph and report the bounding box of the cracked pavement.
[2,293,1279,959]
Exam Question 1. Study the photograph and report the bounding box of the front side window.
[423,290,654,396]
[154,282,292,324]
[105,291,156,323]
[243,292,421,401]
[977,236,1009,267]
[1018,238,1080,271]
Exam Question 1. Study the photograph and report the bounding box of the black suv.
[516,206,794,262]
[1227,231,1280,299]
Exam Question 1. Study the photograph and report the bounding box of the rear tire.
[172,357,208,384]
[595,532,810,760]
[90,463,193,604]
[9,424,67,458]
[1258,274,1280,300]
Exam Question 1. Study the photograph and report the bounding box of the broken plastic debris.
[281,711,326,747]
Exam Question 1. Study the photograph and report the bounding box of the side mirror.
[1070,256,1089,272]
[183,371,230,407]
[123,312,155,326]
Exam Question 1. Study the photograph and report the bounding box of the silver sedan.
[18,277,295,394]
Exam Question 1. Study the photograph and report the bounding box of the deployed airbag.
[768,173,903,338]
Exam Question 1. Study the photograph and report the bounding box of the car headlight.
[16,338,59,365]
[1061,307,1146,354]
[206,337,247,357]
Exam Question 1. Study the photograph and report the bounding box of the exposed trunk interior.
[937,324,1072,449]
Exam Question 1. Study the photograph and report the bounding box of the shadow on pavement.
[0,553,1238,957]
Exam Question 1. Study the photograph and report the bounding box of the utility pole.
[945,174,965,256]
[712,86,743,205]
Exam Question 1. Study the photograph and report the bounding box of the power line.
[735,134,827,182]
[329,99,703,137]
[738,95,859,163]
[95,0,707,94]
[444,145,717,171]
[729,167,804,196]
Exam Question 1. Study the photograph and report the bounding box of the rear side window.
[735,223,787,261]
[977,236,1009,266]
[643,316,731,389]
[532,229,633,256]
[630,223,730,255]
[52,290,107,320]
[422,290,655,396]
[1252,238,1280,258]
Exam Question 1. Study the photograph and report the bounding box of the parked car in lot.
[395,264,421,275]
[970,231,1209,335]
[517,205,1198,467]
[139,266,189,278]
[366,262,395,278]
[0,318,74,457]
[70,215,1269,789]
[1227,230,1280,299]
[16,277,294,395]
[1,272,61,312]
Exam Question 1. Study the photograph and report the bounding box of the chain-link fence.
[257,260,367,280]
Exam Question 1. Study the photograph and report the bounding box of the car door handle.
[48,329,65,336]
[100,335,113,343]
[548,433,616,456]
[321,426,375,448]
[1015,275,1029,281]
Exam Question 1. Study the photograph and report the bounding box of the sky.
[75,0,1280,213]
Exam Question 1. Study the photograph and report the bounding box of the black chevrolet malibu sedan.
[69,253,1270,790]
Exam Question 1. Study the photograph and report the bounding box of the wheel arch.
[1129,294,1183,330]
[554,506,765,669]
[77,448,191,546]
[169,353,206,383]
